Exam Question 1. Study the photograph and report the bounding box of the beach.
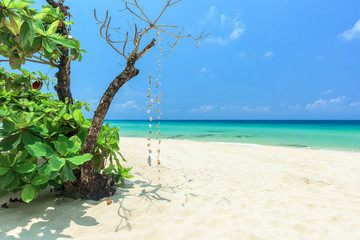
[1,137,360,239]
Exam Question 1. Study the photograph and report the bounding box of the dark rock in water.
[235,135,252,138]
[284,144,308,148]
[194,134,214,138]
[206,130,224,133]
[169,135,184,139]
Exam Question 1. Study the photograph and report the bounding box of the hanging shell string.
[156,31,163,166]
[147,72,153,166]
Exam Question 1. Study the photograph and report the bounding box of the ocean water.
[104,120,360,151]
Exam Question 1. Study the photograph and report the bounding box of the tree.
[0,0,208,201]
[0,0,85,103]
[76,0,207,199]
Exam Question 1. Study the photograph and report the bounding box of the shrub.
[0,68,133,203]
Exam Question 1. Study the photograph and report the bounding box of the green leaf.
[27,124,49,137]
[1,0,11,7]
[46,20,59,36]
[25,142,55,157]
[8,1,31,9]
[20,20,30,44]
[4,19,17,34]
[21,184,36,203]
[42,38,54,53]
[48,156,65,171]
[0,129,9,138]
[58,104,66,116]
[69,135,82,153]
[34,13,47,22]
[5,172,21,190]
[0,167,9,176]
[121,172,134,179]
[0,169,15,189]
[9,54,21,69]
[28,23,36,46]
[14,150,29,163]
[52,141,68,156]
[38,163,52,176]
[9,14,19,34]
[22,131,41,145]
[50,37,77,49]
[72,109,84,124]
[3,119,15,132]
[0,133,22,151]
[61,163,75,181]
[102,164,115,175]
[0,153,12,168]
[14,162,37,174]
[5,79,12,91]
[31,175,49,185]
[67,153,92,165]
[30,36,42,49]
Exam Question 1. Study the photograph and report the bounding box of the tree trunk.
[46,0,73,104]
[54,53,73,104]
[63,66,140,200]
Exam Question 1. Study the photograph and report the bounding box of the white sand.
[1,137,360,240]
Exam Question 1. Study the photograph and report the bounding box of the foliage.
[0,0,86,70]
[0,69,133,203]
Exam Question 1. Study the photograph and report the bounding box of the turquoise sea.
[104,120,360,152]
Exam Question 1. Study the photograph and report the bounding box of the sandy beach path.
[1,137,360,240]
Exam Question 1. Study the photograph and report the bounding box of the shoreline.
[119,136,360,153]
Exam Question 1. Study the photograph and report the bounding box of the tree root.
[63,173,116,201]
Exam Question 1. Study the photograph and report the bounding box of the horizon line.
[102,119,360,121]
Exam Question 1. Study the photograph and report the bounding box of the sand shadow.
[111,173,195,231]
[0,191,98,240]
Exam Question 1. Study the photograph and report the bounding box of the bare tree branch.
[136,38,156,60]
[153,0,182,25]
[120,1,151,24]
[95,0,209,61]
[0,58,56,67]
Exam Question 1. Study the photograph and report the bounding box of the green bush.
[0,68,133,203]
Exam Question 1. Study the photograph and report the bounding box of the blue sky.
[15,1,360,119]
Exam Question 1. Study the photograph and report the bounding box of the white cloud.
[240,105,270,112]
[190,105,217,113]
[200,67,208,73]
[229,20,245,40]
[242,106,249,111]
[114,100,138,111]
[264,51,273,58]
[256,106,270,112]
[201,6,217,24]
[306,99,327,109]
[340,19,360,41]
[288,104,300,110]
[85,87,92,92]
[306,96,348,110]
[280,103,301,110]
[206,36,230,46]
[208,6,217,19]
[329,96,347,103]
[322,89,333,94]
[203,6,245,46]
[349,101,360,107]
[220,14,228,27]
